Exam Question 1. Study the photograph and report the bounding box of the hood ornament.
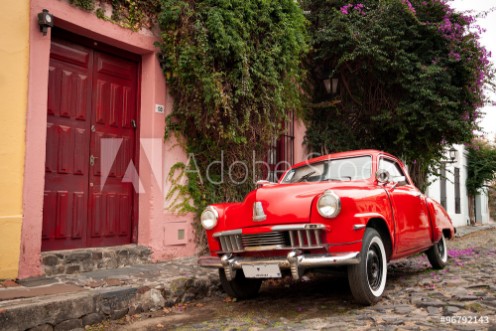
[253,201,267,221]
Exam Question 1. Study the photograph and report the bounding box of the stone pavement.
[0,224,494,331]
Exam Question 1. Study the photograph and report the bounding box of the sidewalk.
[0,258,219,331]
[454,222,496,237]
[1,224,495,331]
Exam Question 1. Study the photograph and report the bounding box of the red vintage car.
[198,150,455,304]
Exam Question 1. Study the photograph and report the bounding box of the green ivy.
[69,0,95,11]
[69,0,160,31]
[157,0,309,246]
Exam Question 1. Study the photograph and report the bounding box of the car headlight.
[201,206,218,230]
[317,190,341,218]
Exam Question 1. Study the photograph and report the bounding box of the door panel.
[389,185,432,255]
[42,36,138,251]
[87,52,137,247]
[42,40,92,251]
[378,157,431,256]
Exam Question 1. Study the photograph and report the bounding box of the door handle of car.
[412,192,422,197]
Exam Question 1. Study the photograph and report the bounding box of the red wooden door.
[42,36,138,251]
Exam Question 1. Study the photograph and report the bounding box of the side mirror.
[375,169,390,184]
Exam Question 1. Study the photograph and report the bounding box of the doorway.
[42,31,139,250]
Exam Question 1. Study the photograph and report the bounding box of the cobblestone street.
[91,228,496,331]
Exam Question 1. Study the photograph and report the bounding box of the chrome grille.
[218,234,243,253]
[287,229,322,248]
[215,226,324,253]
[242,232,286,247]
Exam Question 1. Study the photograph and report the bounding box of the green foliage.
[69,0,160,31]
[157,0,308,245]
[466,140,496,195]
[304,0,494,190]
[69,0,95,11]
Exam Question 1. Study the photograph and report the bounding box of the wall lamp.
[38,9,54,36]
[441,147,458,164]
[323,77,339,94]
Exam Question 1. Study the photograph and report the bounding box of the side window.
[379,158,407,183]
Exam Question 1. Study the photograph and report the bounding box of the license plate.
[242,264,281,278]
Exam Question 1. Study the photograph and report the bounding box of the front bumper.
[198,251,360,281]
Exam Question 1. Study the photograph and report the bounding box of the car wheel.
[426,234,448,269]
[219,268,262,300]
[348,228,387,305]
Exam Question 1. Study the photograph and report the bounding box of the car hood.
[220,181,369,229]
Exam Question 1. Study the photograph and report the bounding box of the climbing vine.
[69,0,160,31]
[157,0,308,245]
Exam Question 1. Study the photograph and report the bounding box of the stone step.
[40,245,152,276]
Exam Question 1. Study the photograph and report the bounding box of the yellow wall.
[0,0,29,279]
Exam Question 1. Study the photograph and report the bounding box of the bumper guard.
[198,251,360,281]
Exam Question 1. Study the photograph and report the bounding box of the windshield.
[282,156,372,183]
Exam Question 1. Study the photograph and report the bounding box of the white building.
[426,144,490,228]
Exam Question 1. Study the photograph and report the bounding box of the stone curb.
[0,271,220,331]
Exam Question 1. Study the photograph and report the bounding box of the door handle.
[89,155,99,166]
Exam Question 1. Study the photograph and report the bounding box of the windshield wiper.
[297,171,316,182]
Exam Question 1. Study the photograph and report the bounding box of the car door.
[379,157,432,256]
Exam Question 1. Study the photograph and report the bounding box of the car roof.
[291,149,396,169]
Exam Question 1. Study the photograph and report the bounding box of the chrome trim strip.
[271,224,326,231]
[244,244,287,252]
[236,235,243,251]
[353,224,366,231]
[213,229,242,237]
[289,231,295,246]
[354,212,381,218]
[315,231,321,246]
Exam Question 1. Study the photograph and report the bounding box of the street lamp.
[323,77,339,94]
[448,147,458,163]
[441,147,458,164]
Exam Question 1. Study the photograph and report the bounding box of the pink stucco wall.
[20,0,308,278]
[19,0,195,278]
[294,118,308,163]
